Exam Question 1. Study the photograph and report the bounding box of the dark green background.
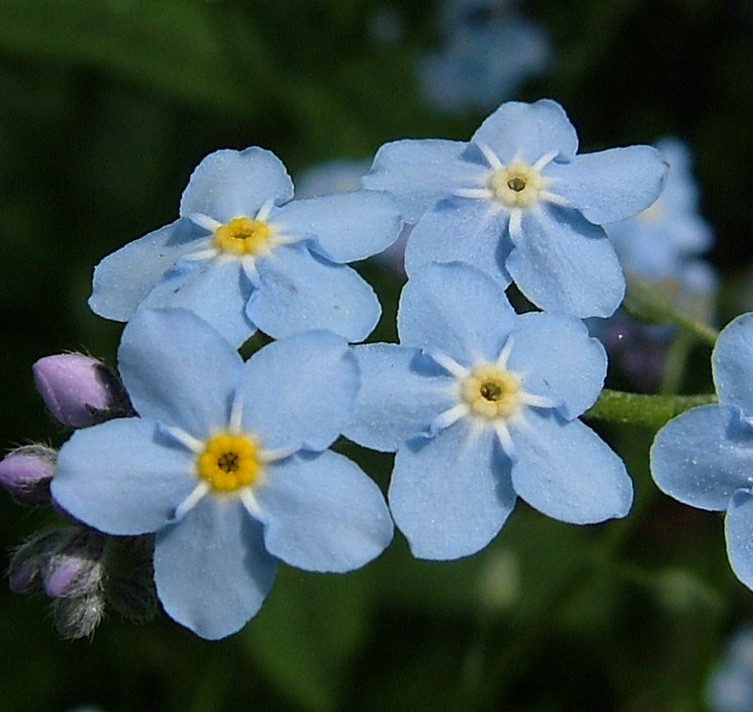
[0,1,751,710]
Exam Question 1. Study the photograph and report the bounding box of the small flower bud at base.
[42,530,106,599]
[32,353,132,429]
[51,591,106,639]
[0,444,56,505]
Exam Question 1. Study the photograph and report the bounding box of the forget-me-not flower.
[51,309,393,639]
[651,312,753,592]
[606,137,713,282]
[363,99,668,318]
[90,148,402,347]
[418,0,551,114]
[707,624,753,712]
[343,262,632,560]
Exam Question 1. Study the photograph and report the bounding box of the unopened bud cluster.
[1,353,152,638]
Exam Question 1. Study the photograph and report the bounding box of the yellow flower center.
[213,217,272,256]
[461,364,521,419]
[197,433,262,492]
[488,161,545,209]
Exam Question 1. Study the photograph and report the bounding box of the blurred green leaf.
[0,0,273,114]
[241,566,371,712]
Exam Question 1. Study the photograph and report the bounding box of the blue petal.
[363,139,485,223]
[403,199,512,286]
[471,99,579,163]
[506,206,625,318]
[343,344,456,452]
[248,244,381,342]
[650,404,753,511]
[137,256,256,348]
[118,309,243,436]
[389,421,517,560]
[89,218,207,322]
[397,262,516,364]
[726,489,753,591]
[510,411,632,523]
[236,330,358,453]
[52,418,195,535]
[255,450,393,572]
[507,312,607,419]
[545,145,668,224]
[713,313,753,414]
[179,147,294,223]
[272,191,402,263]
[154,496,277,640]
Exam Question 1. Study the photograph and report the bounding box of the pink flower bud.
[0,445,56,505]
[32,354,115,428]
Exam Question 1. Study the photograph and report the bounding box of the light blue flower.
[343,262,632,560]
[51,309,393,639]
[651,312,753,591]
[90,148,402,347]
[418,0,551,114]
[295,158,370,199]
[363,98,668,318]
[606,137,713,284]
[708,624,753,712]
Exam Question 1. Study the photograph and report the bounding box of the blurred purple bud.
[32,353,132,428]
[7,529,68,594]
[42,530,106,599]
[0,444,56,504]
[52,590,106,639]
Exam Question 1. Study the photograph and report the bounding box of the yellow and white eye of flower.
[430,340,553,455]
[454,144,569,239]
[163,399,296,522]
[183,200,301,278]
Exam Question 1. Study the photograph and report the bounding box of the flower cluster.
[2,98,672,639]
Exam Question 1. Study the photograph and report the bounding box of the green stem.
[623,273,719,347]
[583,388,717,428]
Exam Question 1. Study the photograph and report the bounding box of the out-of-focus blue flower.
[419,0,551,114]
[295,158,370,199]
[51,309,393,639]
[364,99,668,318]
[344,262,632,560]
[607,137,713,282]
[708,625,753,712]
[651,312,753,591]
[90,148,402,347]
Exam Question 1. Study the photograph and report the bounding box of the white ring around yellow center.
[461,364,521,420]
[488,161,545,209]
[197,432,262,492]
[213,217,272,256]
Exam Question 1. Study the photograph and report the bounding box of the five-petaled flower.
[51,309,393,639]
[651,312,753,592]
[89,147,403,347]
[343,262,632,560]
[363,98,668,318]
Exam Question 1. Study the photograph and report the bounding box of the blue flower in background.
[364,99,668,318]
[295,158,370,199]
[419,0,551,114]
[707,624,753,712]
[651,312,753,592]
[606,136,714,287]
[51,309,393,639]
[344,262,632,560]
[90,148,402,347]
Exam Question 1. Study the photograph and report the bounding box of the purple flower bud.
[52,590,106,639]
[0,445,56,505]
[42,530,106,599]
[32,353,131,428]
[7,529,68,594]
